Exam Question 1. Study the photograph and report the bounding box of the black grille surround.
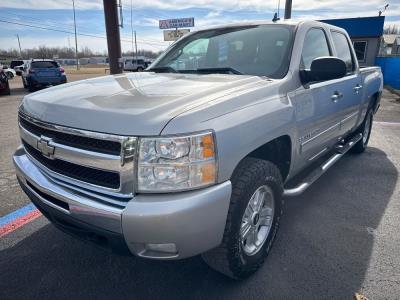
[23,141,120,190]
[19,114,121,156]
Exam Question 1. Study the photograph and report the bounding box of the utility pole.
[16,34,22,58]
[72,0,79,70]
[134,31,138,61]
[277,0,281,18]
[284,0,293,19]
[103,0,123,74]
[130,0,134,55]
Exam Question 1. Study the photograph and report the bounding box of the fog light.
[145,243,177,254]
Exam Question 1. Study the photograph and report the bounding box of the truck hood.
[20,72,264,135]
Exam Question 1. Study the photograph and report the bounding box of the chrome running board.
[283,133,363,197]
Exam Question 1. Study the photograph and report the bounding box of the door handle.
[331,92,343,103]
[353,84,363,93]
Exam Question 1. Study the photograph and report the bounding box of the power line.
[3,12,97,35]
[3,12,166,45]
[0,19,166,48]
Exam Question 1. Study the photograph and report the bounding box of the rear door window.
[331,31,354,73]
[31,61,59,68]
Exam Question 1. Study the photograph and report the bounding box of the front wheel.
[202,158,283,279]
[351,109,373,154]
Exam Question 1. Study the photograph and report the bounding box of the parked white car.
[0,65,16,79]
[124,58,146,72]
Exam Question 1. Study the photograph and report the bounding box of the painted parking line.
[0,203,42,238]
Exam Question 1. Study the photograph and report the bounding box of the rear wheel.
[351,108,373,154]
[0,82,10,95]
[137,67,143,72]
[28,83,36,93]
[6,72,14,79]
[202,158,283,279]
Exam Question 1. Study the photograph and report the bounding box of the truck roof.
[194,19,346,34]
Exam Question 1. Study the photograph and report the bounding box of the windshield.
[151,25,294,78]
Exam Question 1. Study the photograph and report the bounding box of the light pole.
[16,34,22,58]
[130,0,134,55]
[72,0,79,70]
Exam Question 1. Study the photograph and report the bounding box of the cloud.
[206,11,221,18]
[1,0,399,52]
[0,0,102,10]
[2,0,397,14]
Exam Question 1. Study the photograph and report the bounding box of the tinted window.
[331,31,354,73]
[301,28,331,69]
[31,61,59,68]
[153,25,294,78]
[10,60,24,69]
[353,41,367,62]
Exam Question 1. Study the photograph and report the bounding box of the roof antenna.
[272,12,280,22]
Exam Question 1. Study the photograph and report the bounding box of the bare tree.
[0,46,161,60]
[383,25,400,34]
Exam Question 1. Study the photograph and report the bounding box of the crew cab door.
[329,30,363,136]
[293,28,344,164]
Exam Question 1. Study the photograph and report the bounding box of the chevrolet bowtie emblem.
[37,136,55,159]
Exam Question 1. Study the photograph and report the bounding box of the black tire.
[136,67,143,72]
[6,72,14,79]
[202,157,283,279]
[351,108,373,154]
[28,83,36,93]
[0,82,10,95]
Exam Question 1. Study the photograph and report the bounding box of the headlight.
[137,131,217,192]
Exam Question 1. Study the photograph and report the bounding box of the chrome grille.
[18,112,136,205]
[23,141,120,189]
[19,115,121,155]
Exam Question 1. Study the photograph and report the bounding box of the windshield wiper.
[195,67,243,75]
[146,66,178,73]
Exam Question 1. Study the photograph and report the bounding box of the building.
[380,34,400,55]
[55,58,78,66]
[88,57,109,64]
[321,16,385,67]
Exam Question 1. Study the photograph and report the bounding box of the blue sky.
[0,0,399,53]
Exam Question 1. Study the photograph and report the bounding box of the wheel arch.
[370,91,381,114]
[232,135,292,182]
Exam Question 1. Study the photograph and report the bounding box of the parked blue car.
[22,59,67,92]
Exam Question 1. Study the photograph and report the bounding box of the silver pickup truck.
[14,20,383,279]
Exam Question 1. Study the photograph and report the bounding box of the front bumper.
[14,146,232,259]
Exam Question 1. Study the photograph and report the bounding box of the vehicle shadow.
[0,147,397,299]
[6,86,27,97]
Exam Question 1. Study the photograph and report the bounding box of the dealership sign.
[163,29,190,41]
[159,18,194,29]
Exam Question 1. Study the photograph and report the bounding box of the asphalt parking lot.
[1,75,400,299]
